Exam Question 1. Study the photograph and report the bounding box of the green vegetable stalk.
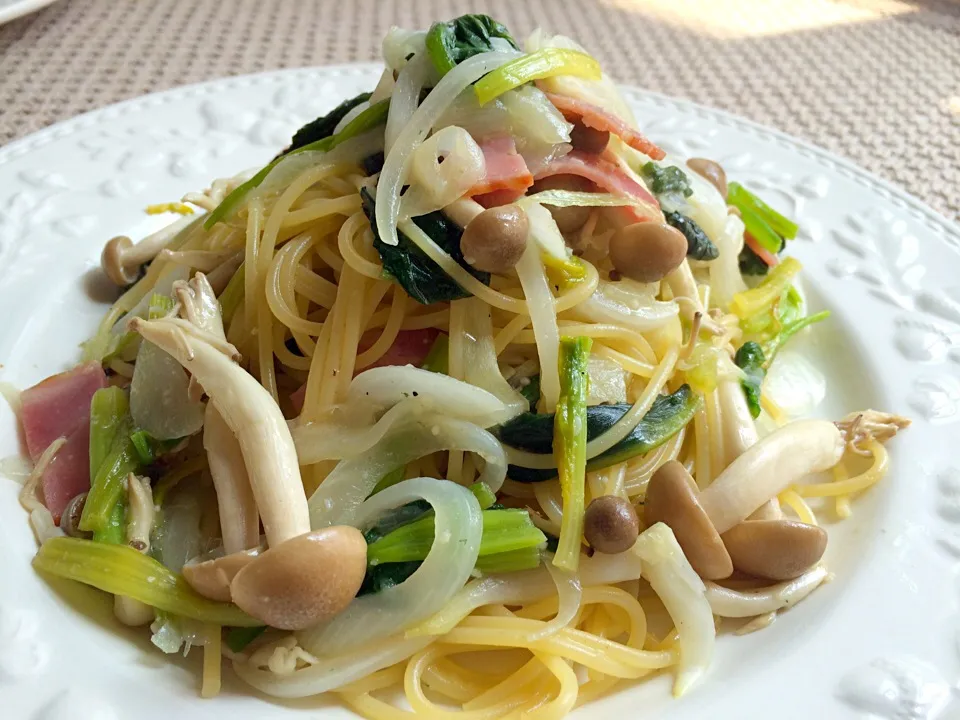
[420,333,450,374]
[734,341,766,419]
[552,336,591,572]
[473,49,601,106]
[475,546,542,573]
[80,389,139,535]
[426,14,518,76]
[728,182,799,240]
[469,481,497,510]
[731,257,802,319]
[34,537,259,626]
[762,310,831,364]
[366,508,546,565]
[206,98,391,228]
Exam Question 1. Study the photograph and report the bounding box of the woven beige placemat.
[0,0,957,220]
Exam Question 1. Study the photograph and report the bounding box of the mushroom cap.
[584,495,640,554]
[686,158,728,199]
[101,235,137,286]
[722,519,827,581]
[609,222,688,284]
[182,548,260,603]
[644,461,733,580]
[230,526,367,631]
[459,205,529,274]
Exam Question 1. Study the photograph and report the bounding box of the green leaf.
[286,92,372,155]
[641,162,693,197]
[734,341,766,419]
[519,374,541,412]
[225,625,266,653]
[762,310,831,365]
[420,333,449,374]
[499,385,701,482]
[738,243,770,276]
[728,182,798,240]
[425,14,518,76]
[664,211,718,261]
[360,188,490,305]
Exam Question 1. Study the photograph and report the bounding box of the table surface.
[0,0,958,221]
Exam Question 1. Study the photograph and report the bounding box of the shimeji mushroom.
[114,474,157,626]
[100,215,196,286]
[130,288,366,630]
[646,419,844,581]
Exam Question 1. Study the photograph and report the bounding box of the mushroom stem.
[129,316,309,546]
[715,378,782,521]
[698,420,844,534]
[204,403,261,554]
[665,260,723,335]
[115,474,157,627]
[101,216,196,286]
[442,197,485,228]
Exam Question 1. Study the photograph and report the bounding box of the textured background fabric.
[0,0,957,220]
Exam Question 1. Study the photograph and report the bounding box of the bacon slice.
[545,92,666,161]
[20,363,108,522]
[468,136,534,203]
[534,150,661,222]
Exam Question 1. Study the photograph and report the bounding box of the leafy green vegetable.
[762,310,831,364]
[474,546,542,573]
[470,481,497,510]
[360,188,490,304]
[370,467,406,497]
[129,430,155,466]
[778,285,804,327]
[225,625,266,653]
[206,98,390,229]
[362,500,432,546]
[664,210,719,261]
[641,162,693,197]
[499,385,701,482]
[518,374,541,412]
[93,502,126,545]
[147,293,175,320]
[728,182,798,240]
[82,388,138,536]
[421,333,449,374]
[362,152,385,175]
[735,341,766,419]
[358,561,421,596]
[731,257,802,319]
[286,92,372,155]
[739,244,770,276]
[367,508,546,565]
[474,49,601,106]
[33,538,260,626]
[553,337,591,572]
[736,204,783,254]
[425,14,518,76]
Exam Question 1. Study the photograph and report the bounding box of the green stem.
[728,182,799,240]
[473,49,600,106]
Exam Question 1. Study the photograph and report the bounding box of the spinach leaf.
[362,500,432,545]
[498,385,701,482]
[739,244,770,276]
[225,625,266,652]
[360,188,490,305]
[734,341,765,418]
[641,162,693,197]
[362,151,385,175]
[664,210,719,261]
[286,92,372,155]
[358,561,421,596]
[425,14,518,76]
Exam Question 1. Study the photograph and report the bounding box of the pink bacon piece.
[544,92,666,161]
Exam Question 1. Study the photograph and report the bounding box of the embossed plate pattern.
[0,65,957,720]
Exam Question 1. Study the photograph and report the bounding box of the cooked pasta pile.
[14,14,909,719]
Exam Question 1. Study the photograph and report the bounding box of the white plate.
[0,64,958,720]
[0,0,59,25]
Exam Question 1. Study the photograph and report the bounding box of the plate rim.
[0,0,60,25]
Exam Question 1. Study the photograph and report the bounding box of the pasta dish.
[9,14,909,718]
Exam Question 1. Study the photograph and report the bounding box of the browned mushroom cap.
[686,158,728,199]
[609,222,688,284]
[101,236,138,286]
[721,520,827,581]
[230,525,368,631]
[459,205,529,274]
[182,548,261,603]
[644,461,733,580]
[584,495,640,554]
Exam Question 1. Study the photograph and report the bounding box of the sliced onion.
[461,298,528,420]
[659,154,728,243]
[333,100,371,135]
[234,633,431,698]
[385,51,431,153]
[401,126,486,218]
[299,477,483,656]
[514,243,561,410]
[636,522,714,697]
[308,415,506,529]
[709,213,748,310]
[130,341,205,440]
[705,566,828,618]
[572,277,679,332]
[151,481,205,572]
[382,28,428,72]
[409,548,644,637]
[368,68,395,105]
[376,51,517,247]
[499,84,572,146]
